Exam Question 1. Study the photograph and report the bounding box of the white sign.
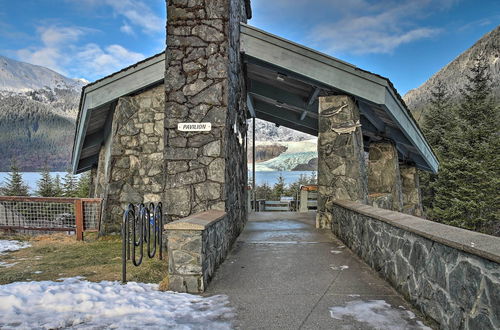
[177,122,212,132]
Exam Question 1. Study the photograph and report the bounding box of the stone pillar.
[299,188,309,212]
[367,141,403,211]
[400,165,423,216]
[99,88,165,233]
[164,0,249,242]
[317,95,368,229]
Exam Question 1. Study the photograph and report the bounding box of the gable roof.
[72,53,164,173]
[241,23,438,172]
[72,24,438,174]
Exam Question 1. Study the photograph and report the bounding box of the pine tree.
[62,170,78,197]
[36,167,54,197]
[1,159,29,196]
[420,80,455,213]
[272,173,286,200]
[432,53,499,235]
[75,171,91,198]
[308,171,317,184]
[52,174,63,197]
[255,182,272,200]
[422,79,455,157]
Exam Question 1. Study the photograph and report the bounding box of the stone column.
[400,165,423,216]
[367,141,403,211]
[164,0,249,240]
[317,95,368,229]
[299,188,309,212]
[99,88,165,233]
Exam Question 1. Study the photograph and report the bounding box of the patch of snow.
[330,265,349,271]
[329,300,431,330]
[0,240,31,254]
[330,250,342,254]
[0,278,235,329]
[33,271,43,274]
[0,262,18,268]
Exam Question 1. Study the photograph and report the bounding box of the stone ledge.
[331,200,500,264]
[164,210,226,231]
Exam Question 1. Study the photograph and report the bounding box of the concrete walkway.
[206,212,431,329]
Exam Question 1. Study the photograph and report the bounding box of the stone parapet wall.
[165,210,230,293]
[330,200,500,329]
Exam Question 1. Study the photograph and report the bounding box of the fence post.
[75,200,84,241]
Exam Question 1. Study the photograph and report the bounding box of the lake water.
[0,170,316,194]
[249,171,316,186]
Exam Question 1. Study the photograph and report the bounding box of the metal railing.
[0,196,101,240]
[122,202,163,283]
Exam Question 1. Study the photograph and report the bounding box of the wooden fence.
[0,196,102,241]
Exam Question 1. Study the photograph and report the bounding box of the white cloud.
[306,0,455,55]
[76,0,163,34]
[16,24,145,80]
[38,26,86,46]
[120,22,134,35]
[16,26,88,75]
[76,44,144,74]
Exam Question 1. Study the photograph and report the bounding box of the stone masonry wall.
[165,210,230,293]
[317,95,368,229]
[164,0,248,240]
[94,85,165,233]
[330,200,500,330]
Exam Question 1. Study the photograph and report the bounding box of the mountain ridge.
[0,55,85,94]
[0,55,85,171]
[403,25,500,121]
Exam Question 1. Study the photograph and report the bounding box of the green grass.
[0,233,167,285]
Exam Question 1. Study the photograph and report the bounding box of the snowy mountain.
[403,25,500,122]
[247,120,318,171]
[0,55,85,94]
[0,55,86,171]
[248,140,318,172]
[250,118,314,142]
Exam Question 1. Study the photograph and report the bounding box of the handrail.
[121,202,163,283]
[0,196,102,203]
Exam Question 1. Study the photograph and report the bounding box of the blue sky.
[0,0,498,95]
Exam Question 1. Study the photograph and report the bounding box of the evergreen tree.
[52,174,63,197]
[62,170,78,197]
[255,182,272,200]
[36,167,54,197]
[422,79,455,157]
[308,171,317,184]
[432,53,499,235]
[420,80,455,213]
[75,171,91,198]
[1,159,29,196]
[272,173,286,200]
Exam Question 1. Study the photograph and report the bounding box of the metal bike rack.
[121,202,163,283]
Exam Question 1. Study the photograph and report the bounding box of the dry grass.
[0,233,167,285]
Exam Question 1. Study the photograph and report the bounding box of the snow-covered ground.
[0,278,235,329]
[0,240,31,254]
[330,300,431,329]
